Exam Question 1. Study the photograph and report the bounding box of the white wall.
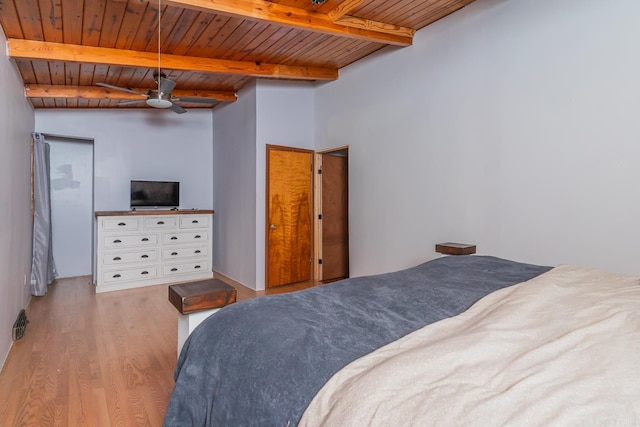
[211,80,314,290]
[315,0,640,276]
[212,82,258,287]
[35,109,214,211]
[0,24,35,367]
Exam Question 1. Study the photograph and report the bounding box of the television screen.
[130,180,180,208]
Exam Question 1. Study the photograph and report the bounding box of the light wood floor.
[0,276,319,426]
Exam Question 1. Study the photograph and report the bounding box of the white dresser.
[95,210,214,293]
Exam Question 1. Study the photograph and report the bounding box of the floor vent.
[12,309,28,341]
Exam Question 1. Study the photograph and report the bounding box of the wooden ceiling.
[0,0,475,110]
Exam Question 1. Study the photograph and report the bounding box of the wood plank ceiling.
[0,0,475,111]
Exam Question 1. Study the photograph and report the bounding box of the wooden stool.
[169,278,237,355]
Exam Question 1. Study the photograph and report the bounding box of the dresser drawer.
[102,217,140,231]
[95,211,213,293]
[102,249,158,265]
[102,266,158,284]
[144,216,177,229]
[179,215,210,229]
[103,233,158,248]
[163,260,210,276]
[163,231,208,245]
[162,245,208,260]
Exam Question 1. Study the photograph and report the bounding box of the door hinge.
[317,168,322,174]
[318,214,322,220]
[318,259,323,264]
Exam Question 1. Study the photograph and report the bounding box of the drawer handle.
[113,239,122,244]
[141,254,149,259]
[113,274,121,278]
[194,235,201,239]
[171,268,178,272]
[194,250,201,254]
[170,236,178,240]
[192,220,199,224]
[113,256,121,261]
[171,252,178,256]
[157,221,165,225]
[194,265,201,269]
[141,271,149,275]
[141,237,149,242]
[118,222,126,226]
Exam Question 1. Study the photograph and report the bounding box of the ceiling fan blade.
[174,97,218,105]
[97,82,146,96]
[170,103,187,114]
[158,77,177,94]
[117,100,148,106]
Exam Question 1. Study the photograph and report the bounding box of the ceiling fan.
[96,0,216,114]
[97,73,216,114]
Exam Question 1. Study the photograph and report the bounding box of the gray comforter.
[164,255,550,426]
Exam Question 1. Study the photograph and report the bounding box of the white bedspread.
[299,265,640,427]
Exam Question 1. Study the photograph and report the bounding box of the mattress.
[300,264,640,426]
[163,255,551,426]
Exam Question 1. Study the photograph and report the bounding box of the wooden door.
[266,146,313,288]
[320,152,349,281]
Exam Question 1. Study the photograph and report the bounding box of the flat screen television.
[130,180,180,208]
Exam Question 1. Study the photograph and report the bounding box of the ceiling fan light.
[146,98,173,109]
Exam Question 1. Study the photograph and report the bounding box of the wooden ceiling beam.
[325,0,414,38]
[25,85,239,102]
[330,16,414,38]
[328,0,366,21]
[7,39,338,81]
[163,0,413,46]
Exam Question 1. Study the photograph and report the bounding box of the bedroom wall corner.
[254,80,315,290]
[212,82,259,289]
[0,23,36,369]
[211,80,314,291]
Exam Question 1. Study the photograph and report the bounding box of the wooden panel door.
[267,146,313,288]
[321,153,349,281]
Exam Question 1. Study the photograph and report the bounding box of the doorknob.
[270,224,277,230]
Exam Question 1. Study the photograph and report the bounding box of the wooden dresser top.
[95,209,214,217]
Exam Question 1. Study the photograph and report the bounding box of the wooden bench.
[169,278,237,354]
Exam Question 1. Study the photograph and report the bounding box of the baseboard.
[213,270,255,291]
[0,339,12,373]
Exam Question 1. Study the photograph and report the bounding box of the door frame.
[41,133,96,280]
[265,144,315,288]
[313,145,349,282]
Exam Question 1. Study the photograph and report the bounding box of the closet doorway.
[48,136,94,279]
[315,147,349,282]
[265,145,349,287]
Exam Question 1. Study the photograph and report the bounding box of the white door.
[49,138,94,278]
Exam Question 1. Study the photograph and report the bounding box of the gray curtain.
[30,133,57,296]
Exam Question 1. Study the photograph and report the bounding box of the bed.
[163,255,640,426]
